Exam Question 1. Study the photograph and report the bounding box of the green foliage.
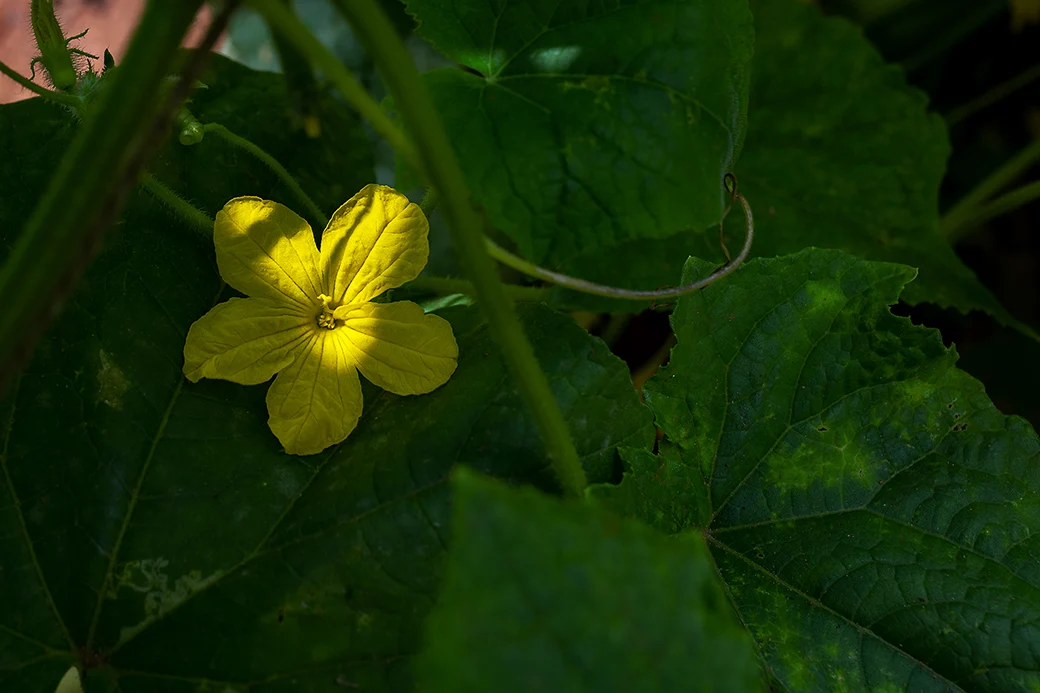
[549,0,1027,325]
[406,0,754,264]
[0,0,1038,691]
[420,470,761,692]
[0,56,652,692]
[727,0,1021,329]
[628,250,1040,690]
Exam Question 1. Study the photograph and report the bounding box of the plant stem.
[249,0,420,172]
[140,173,213,238]
[420,184,754,301]
[203,122,329,228]
[486,193,754,300]
[946,63,1040,127]
[323,0,588,497]
[945,180,1040,242]
[0,57,79,108]
[0,0,207,392]
[941,139,1040,240]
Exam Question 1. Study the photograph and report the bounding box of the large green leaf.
[419,470,762,692]
[727,0,1023,330]
[0,64,654,692]
[552,0,1029,327]
[404,0,754,265]
[600,249,1040,691]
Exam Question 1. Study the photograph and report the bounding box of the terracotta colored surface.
[0,0,218,103]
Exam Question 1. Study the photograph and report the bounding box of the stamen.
[316,293,337,330]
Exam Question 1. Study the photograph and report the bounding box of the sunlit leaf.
[605,249,1040,691]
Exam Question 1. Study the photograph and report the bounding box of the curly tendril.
[481,173,753,302]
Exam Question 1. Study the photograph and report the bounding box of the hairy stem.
[203,122,329,228]
[0,57,79,107]
[249,0,419,171]
[140,173,213,239]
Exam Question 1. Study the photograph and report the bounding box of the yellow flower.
[182,184,458,455]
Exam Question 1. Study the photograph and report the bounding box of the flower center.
[316,294,338,330]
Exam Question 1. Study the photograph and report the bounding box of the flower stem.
[941,138,1040,241]
[140,173,213,238]
[203,122,329,228]
[319,0,588,497]
[0,57,80,108]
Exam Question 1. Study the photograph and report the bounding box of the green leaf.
[419,470,762,692]
[0,100,74,267]
[404,0,754,264]
[550,0,1032,327]
[0,61,653,691]
[589,442,711,533]
[626,249,1040,691]
[727,0,1026,333]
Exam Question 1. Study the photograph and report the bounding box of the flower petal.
[216,197,324,309]
[320,184,429,306]
[183,297,314,385]
[266,331,363,456]
[333,301,458,396]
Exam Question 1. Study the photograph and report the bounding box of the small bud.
[175,106,205,146]
[30,0,77,91]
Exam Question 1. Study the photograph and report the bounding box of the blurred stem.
[945,180,1040,242]
[0,58,79,107]
[203,122,329,228]
[946,64,1040,127]
[268,0,324,137]
[249,0,420,171]
[140,173,212,239]
[324,0,588,497]
[0,0,206,392]
[942,139,1040,240]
